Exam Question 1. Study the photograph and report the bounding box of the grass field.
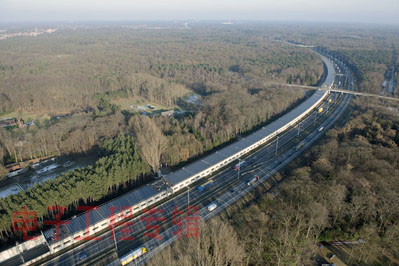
[0,110,51,124]
[111,97,181,114]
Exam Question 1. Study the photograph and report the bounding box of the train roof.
[43,88,327,243]
[320,55,335,88]
[164,89,327,186]
[44,185,160,241]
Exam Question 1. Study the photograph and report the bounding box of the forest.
[0,24,323,169]
[5,23,397,171]
[276,24,399,95]
[0,24,322,246]
[0,134,150,244]
[150,97,399,265]
[1,23,398,253]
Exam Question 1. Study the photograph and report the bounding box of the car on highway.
[79,251,87,261]
[246,176,259,186]
[318,126,325,132]
[207,203,217,211]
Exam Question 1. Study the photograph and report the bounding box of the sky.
[0,0,398,24]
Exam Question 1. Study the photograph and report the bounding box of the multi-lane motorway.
[1,50,352,266]
[34,88,351,266]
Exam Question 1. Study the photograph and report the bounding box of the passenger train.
[0,50,342,266]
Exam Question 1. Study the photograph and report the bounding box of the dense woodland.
[150,98,399,265]
[5,24,398,170]
[0,86,305,245]
[277,24,399,95]
[0,24,320,245]
[333,49,391,94]
[0,25,323,170]
[1,23,399,256]
[0,25,323,114]
[0,134,150,242]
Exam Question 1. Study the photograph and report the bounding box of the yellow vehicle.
[198,179,214,191]
[120,247,147,265]
[317,107,323,113]
[328,99,332,103]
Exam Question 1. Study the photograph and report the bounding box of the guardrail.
[129,93,352,266]
[131,62,354,266]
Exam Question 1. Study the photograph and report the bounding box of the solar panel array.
[320,55,335,88]
[164,90,327,186]
[1,48,336,266]
[44,185,160,242]
[42,89,327,245]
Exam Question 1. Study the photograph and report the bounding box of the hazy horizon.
[0,0,398,25]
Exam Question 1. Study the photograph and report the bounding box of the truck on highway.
[234,160,246,171]
[120,247,147,265]
[246,176,259,186]
[198,179,214,192]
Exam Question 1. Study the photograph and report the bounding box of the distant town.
[0,27,57,41]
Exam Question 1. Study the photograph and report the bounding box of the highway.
[29,53,350,266]
[132,51,353,265]
[0,50,351,266]
[266,83,399,102]
[30,87,350,266]
[136,91,352,266]
[322,88,399,101]
[388,45,396,97]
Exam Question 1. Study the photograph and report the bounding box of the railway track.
[45,93,345,266]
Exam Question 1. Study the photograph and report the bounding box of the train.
[0,46,351,266]
[0,89,330,265]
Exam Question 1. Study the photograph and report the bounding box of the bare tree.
[130,115,168,172]
[0,164,8,179]
[0,144,5,164]
[148,218,246,266]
